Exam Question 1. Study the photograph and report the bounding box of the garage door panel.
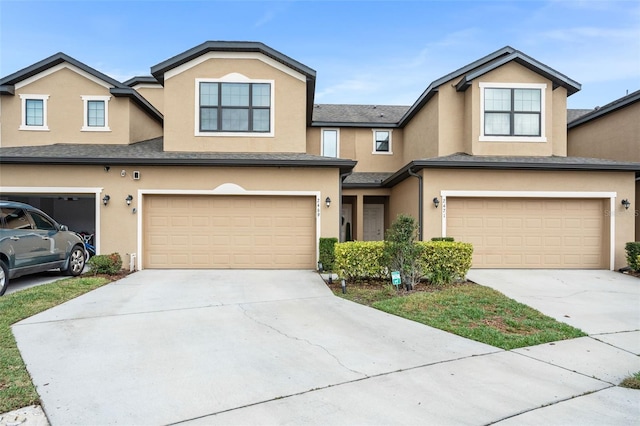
[447,198,606,269]
[144,195,315,269]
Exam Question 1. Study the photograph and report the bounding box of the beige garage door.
[144,195,316,269]
[446,198,607,269]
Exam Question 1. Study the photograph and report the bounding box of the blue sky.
[1,0,639,109]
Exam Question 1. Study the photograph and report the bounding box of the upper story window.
[19,94,49,131]
[372,130,392,154]
[480,83,547,142]
[321,128,339,157]
[197,80,272,135]
[81,95,111,131]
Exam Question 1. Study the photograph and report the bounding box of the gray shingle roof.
[0,138,356,174]
[342,172,394,187]
[567,109,594,123]
[384,153,640,187]
[312,104,409,126]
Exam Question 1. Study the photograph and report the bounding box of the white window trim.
[479,82,547,142]
[321,128,340,158]
[439,190,617,270]
[194,75,275,137]
[372,129,393,155]
[81,95,111,132]
[19,94,49,131]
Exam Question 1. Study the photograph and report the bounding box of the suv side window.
[29,211,57,231]
[0,208,34,230]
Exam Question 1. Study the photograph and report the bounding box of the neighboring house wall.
[568,103,640,162]
[568,101,640,241]
[0,66,161,147]
[162,56,308,153]
[388,176,419,229]
[418,168,635,269]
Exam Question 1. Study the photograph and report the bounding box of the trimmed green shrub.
[335,241,386,281]
[384,214,422,290]
[626,242,640,271]
[431,237,455,242]
[87,253,123,275]
[319,237,338,272]
[417,241,473,285]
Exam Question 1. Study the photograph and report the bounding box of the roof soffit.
[162,52,307,83]
[15,62,114,91]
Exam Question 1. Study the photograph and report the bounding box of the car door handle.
[10,236,20,241]
[41,236,51,240]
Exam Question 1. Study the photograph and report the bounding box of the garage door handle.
[41,236,50,240]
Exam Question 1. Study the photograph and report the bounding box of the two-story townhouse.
[567,90,640,241]
[1,42,638,272]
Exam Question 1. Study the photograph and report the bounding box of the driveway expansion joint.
[238,303,366,377]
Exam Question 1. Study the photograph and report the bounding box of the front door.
[341,204,353,242]
[363,204,384,241]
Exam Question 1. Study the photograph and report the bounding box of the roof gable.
[0,52,163,124]
[399,46,581,126]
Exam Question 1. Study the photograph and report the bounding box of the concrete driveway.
[11,269,640,425]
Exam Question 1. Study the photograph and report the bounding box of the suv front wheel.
[0,261,8,296]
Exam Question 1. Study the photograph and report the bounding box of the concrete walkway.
[10,269,640,425]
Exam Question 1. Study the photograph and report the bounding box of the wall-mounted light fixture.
[325,197,331,208]
[126,195,133,206]
[621,199,631,210]
[102,195,110,206]
[104,166,110,172]
[433,197,440,208]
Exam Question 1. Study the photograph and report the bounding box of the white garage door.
[144,195,316,269]
[446,198,607,269]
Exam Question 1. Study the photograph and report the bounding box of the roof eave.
[109,87,164,124]
[0,85,15,95]
[311,121,399,128]
[568,90,640,128]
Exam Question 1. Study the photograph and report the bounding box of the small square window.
[81,95,110,131]
[19,94,49,131]
[372,130,392,154]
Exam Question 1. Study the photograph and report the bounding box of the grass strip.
[336,283,586,350]
[620,371,640,389]
[0,276,110,414]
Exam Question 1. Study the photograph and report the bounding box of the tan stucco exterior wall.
[134,86,165,114]
[402,93,439,162]
[129,102,163,143]
[437,82,467,156]
[0,66,161,147]
[389,176,419,229]
[0,164,341,265]
[568,103,640,162]
[411,168,635,269]
[162,57,307,153]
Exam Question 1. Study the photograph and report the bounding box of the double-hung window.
[81,95,110,131]
[198,81,272,134]
[480,83,546,142]
[321,129,339,157]
[372,130,392,154]
[19,94,49,131]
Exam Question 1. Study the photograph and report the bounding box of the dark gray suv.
[0,201,86,296]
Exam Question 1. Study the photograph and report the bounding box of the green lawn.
[0,276,110,414]
[334,282,586,350]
